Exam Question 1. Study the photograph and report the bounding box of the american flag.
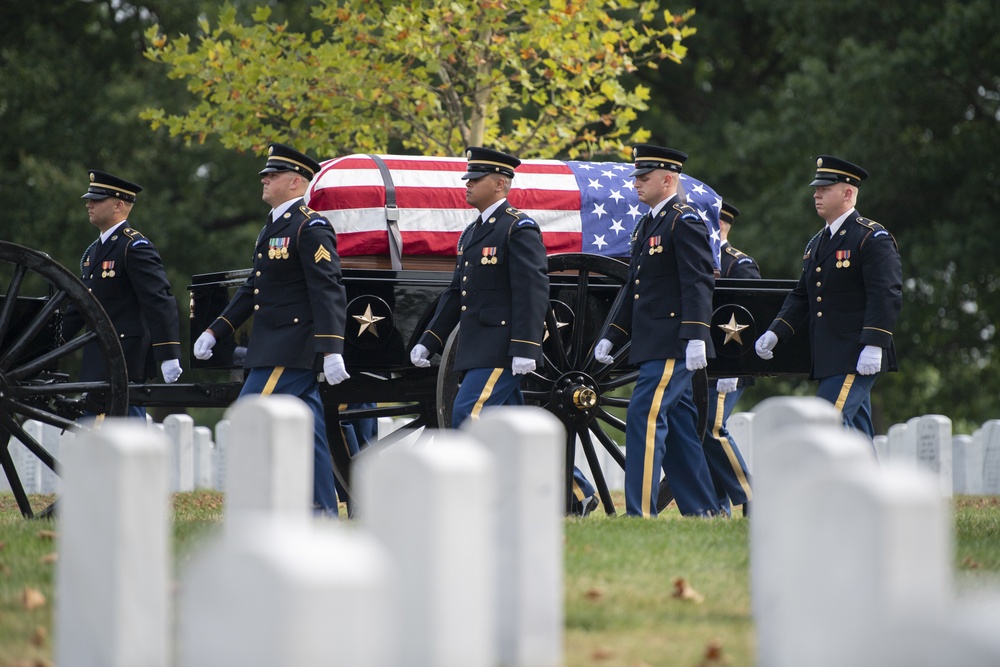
[306,154,722,266]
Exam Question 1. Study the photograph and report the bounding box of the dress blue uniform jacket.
[720,241,761,279]
[209,200,347,370]
[63,225,181,382]
[769,212,901,379]
[418,201,548,371]
[606,198,716,363]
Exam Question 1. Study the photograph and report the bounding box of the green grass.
[1,492,998,667]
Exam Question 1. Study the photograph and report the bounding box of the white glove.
[410,344,431,368]
[755,331,778,360]
[511,356,535,375]
[323,353,350,385]
[193,331,216,360]
[685,339,707,371]
[856,345,882,375]
[594,338,614,364]
[716,377,739,394]
[161,359,182,384]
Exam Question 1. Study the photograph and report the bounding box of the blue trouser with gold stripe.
[817,373,878,442]
[625,359,717,517]
[452,367,595,507]
[240,366,340,514]
[701,386,752,512]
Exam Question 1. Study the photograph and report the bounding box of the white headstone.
[873,434,889,464]
[464,407,564,667]
[193,426,214,490]
[164,413,195,492]
[912,415,953,497]
[778,463,951,667]
[728,411,755,473]
[213,419,229,492]
[55,419,170,667]
[951,435,978,494]
[358,431,497,667]
[224,396,313,522]
[749,397,866,667]
[178,517,392,667]
[887,422,914,467]
[980,420,1000,494]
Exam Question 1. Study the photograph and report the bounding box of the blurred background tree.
[2,0,998,432]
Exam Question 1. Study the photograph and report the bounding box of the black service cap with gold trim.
[461,147,520,180]
[810,155,868,187]
[258,143,322,180]
[720,201,740,225]
[82,170,142,203]
[628,144,688,177]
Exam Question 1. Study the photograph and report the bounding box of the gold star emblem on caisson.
[718,313,749,346]
[352,303,385,337]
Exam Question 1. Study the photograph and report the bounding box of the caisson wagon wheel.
[0,242,128,518]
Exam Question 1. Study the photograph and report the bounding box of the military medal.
[101,261,115,278]
[836,250,851,268]
[648,236,663,255]
[482,247,497,265]
[269,237,290,259]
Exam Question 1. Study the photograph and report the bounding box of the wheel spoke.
[5,398,77,431]
[0,414,56,471]
[595,407,627,434]
[588,421,626,468]
[543,306,570,372]
[0,424,34,519]
[0,289,67,369]
[577,426,618,514]
[600,395,630,409]
[600,368,639,391]
[6,331,97,382]
[0,264,27,348]
[568,267,591,368]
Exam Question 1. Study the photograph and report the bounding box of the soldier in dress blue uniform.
[755,156,902,442]
[410,147,547,423]
[409,148,601,512]
[593,145,719,518]
[62,170,183,420]
[705,201,756,514]
[193,143,349,516]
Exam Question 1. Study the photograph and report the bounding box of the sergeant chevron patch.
[314,245,332,263]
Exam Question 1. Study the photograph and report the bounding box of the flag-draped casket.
[305,154,723,265]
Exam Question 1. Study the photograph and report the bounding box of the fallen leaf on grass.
[31,626,47,647]
[0,541,6,550]
[591,646,615,660]
[40,552,58,564]
[37,530,57,541]
[584,586,605,601]
[695,640,726,666]
[672,577,704,604]
[22,587,46,610]
[961,556,980,569]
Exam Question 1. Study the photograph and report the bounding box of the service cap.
[461,147,520,180]
[81,170,142,203]
[810,155,868,187]
[628,144,688,177]
[259,143,322,180]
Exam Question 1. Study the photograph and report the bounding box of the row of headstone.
[729,410,1000,497]
[750,396,1000,667]
[0,416,225,495]
[55,397,567,667]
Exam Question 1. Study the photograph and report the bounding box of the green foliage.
[637,0,1000,429]
[141,0,697,159]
